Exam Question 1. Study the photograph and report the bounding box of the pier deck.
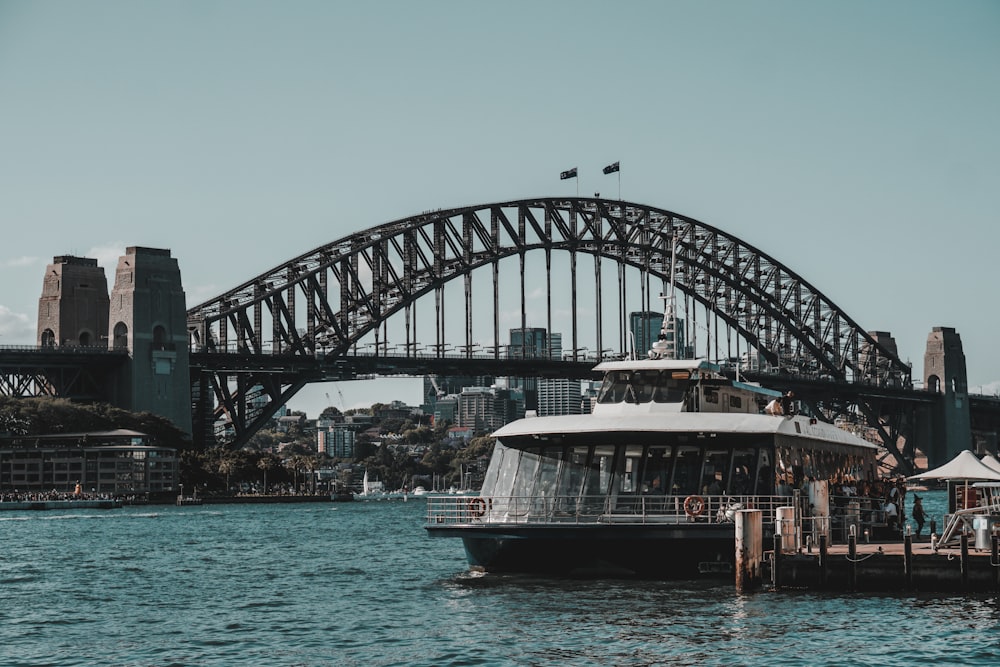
[763,535,1000,593]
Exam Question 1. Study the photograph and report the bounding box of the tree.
[257,453,280,494]
[217,454,239,494]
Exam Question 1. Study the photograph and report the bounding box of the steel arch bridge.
[187,197,912,454]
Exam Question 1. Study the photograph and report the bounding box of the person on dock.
[912,495,926,537]
[884,497,899,532]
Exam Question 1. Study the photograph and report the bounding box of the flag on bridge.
[603,161,620,175]
[560,167,578,180]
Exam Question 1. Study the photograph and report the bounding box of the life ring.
[468,497,487,518]
[683,495,705,518]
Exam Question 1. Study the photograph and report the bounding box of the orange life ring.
[468,497,487,518]
[683,495,705,518]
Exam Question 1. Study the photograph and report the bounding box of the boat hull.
[429,523,770,578]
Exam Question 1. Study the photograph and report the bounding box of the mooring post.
[735,509,763,593]
[960,533,970,590]
[903,532,913,591]
[993,534,1000,591]
[818,533,828,589]
[848,531,857,592]
[772,533,783,590]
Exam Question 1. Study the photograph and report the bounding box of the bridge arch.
[186,197,912,447]
[190,198,909,379]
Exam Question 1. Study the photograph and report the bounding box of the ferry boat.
[425,354,879,578]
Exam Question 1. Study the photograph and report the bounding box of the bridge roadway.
[4,344,996,414]
[6,346,1000,465]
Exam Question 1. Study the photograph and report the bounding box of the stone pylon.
[108,247,192,436]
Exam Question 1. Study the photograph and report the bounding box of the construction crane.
[326,384,346,411]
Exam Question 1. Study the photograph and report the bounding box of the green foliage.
[0,396,189,449]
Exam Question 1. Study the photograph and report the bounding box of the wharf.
[0,499,122,511]
[761,535,1000,593]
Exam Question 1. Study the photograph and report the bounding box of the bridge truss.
[187,198,914,460]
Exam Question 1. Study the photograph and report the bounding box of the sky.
[1,1,998,417]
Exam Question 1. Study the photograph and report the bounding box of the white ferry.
[425,355,879,577]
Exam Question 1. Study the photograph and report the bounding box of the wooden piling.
[993,534,999,591]
[848,532,857,592]
[772,533,783,589]
[961,533,970,590]
[735,509,763,593]
[903,534,913,590]
[818,534,828,589]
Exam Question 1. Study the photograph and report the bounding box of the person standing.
[912,495,926,537]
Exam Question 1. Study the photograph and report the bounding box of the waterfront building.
[0,429,177,496]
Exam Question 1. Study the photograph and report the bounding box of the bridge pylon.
[920,326,973,467]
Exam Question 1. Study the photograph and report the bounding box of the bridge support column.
[108,247,192,437]
[922,327,972,467]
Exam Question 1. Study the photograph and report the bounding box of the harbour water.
[2,490,999,667]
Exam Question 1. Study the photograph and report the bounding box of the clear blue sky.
[1,1,998,416]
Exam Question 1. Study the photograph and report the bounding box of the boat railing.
[426,493,789,527]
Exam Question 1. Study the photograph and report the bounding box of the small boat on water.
[426,342,879,578]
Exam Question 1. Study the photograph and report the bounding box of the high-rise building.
[457,386,524,434]
[630,311,663,358]
[509,327,550,359]
[317,423,356,459]
[537,379,583,416]
[630,311,688,359]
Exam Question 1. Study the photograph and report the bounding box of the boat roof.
[491,412,879,450]
[592,358,719,373]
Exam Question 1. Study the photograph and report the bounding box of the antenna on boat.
[649,232,679,360]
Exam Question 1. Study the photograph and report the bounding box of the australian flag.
[560,167,578,180]
[603,161,620,175]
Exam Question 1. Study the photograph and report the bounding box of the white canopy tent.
[908,450,1000,544]
[981,454,1000,475]
[907,449,1000,483]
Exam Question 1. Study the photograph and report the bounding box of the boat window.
[582,450,615,498]
[670,446,704,495]
[631,371,658,403]
[641,446,672,494]
[617,445,644,494]
[483,441,521,497]
[703,448,730,495]
[597,371,631,403]
[597,370,691,404]
[511,448,543,500]
[655,373,689,403]
[730,449,756,495]
[555,446,590,500]
[534,448,562,499]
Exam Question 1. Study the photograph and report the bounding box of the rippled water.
[1,490,999,666]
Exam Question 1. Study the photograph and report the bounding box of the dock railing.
[427,494,787,527]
